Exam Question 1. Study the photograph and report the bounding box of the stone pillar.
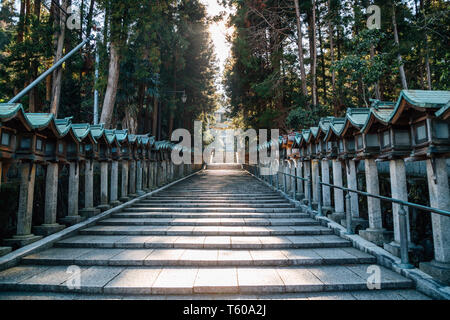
[120,160,129,202]
[97,161,111,212]
[384,159,413,256]
[296,161,304,199]
[290,161,296,194]
[129,160,137,197]
[110,161,121,207]
[61,162,84,225]
[142,161,149,191]
[311,159,320,204]
[179,162,184,178]
[359,159,392,246]
[321,159,332,212]
[80,160,99,218]
[5,162,42,247]
[148,162,154,190]
[346,160,359,217]
[303,160,311,203]
[34,163,64,236]
[331,159,345,221]
[137,160,144,195]
[420,158,450,284]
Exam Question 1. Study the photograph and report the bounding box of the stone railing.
[0,103,201,253]
[255,89,450,284]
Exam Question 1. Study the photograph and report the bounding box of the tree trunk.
[370,46,381,100]
[152,96,158,138]
[328,0,337,115]
[294,0,308,97]
[310,0,318,107]
[29,0,42,112]
[50,0,69,116]
[17,0,25,43]
[100,42,121,127]
[392,3,408,90]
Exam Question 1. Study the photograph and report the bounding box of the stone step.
[0,289,432,300]
[206,164,243,170]
[0,264,413,295]
[124,207,302,213]
[131,203,295,208]
[78,225,333,237]
[141,199,287,203]
[55,235,351,249]
[98,217,319,227]
[152,193,281,198]
[113,212,310,219]
[21,247,376,267]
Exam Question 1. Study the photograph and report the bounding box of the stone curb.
[246,169,450,300]
[0,169,203,273]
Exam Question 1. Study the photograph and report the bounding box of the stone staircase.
[0,169,430,299]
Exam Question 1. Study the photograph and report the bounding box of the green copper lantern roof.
[345,108,370,128]
[25,113,55,129]
[436,102,450,119]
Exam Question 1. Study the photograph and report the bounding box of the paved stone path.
[0,169,431,299]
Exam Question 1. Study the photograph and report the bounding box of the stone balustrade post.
[97,161,111,212]
[384,159,414,257]
[290,161,295,193]
[420,157,450,283]
[120,160,129,202]
[311,159,320,206]
[110,161,121,207]
[359,158,392,246]
[129,160,137,197]
[136,160,144,195]
[34,163,64,236]
[62,162,85,225]
[331,159,345,222]
[296,161,304,199]
[4,162,42,247]
[346,159,359,217]
[143,160,149,191]
[79,160,99,218]
[321,159,332,212]
[303,160,311,203]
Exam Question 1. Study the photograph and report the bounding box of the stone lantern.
[72,124,100,219]
[115,129,131,202]
[361,99,417,257]
[316,118,334,214]
[0,104,31,184]
[306,127,320,206]
[127,134,139,198]
[35,117,79,233]
[324,118,345,223]
[386,90,450,282]
[106,129,122,207]
[0,104,43,248]
[90,124,112,212]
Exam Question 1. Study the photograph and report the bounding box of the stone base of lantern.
[0,247,12,257]
[119,197,130,203]
[3,234,43,249]
[329,212,345,223]
[420,260,450,285]
[340,217,369,234]
[137,190,146,196]
[33,223,65,237]
[322,206,334,217]
[110,200,122,208]
[359,228,393,247]
[79,207,101,219]
[97,204,111,212]
[60,215,85,227]
[384,241,423,258]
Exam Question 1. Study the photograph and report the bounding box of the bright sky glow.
[201,0,233,74]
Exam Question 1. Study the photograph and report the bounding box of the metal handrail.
[249,163,450,270]
[319,181,450,218]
